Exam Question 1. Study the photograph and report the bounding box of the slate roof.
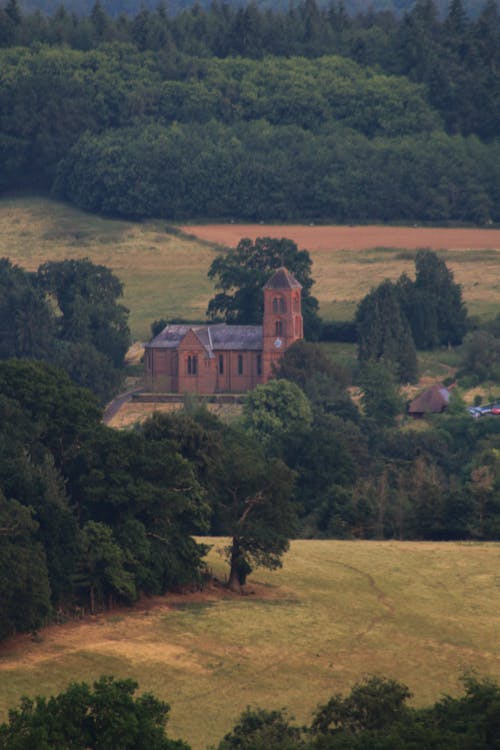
[264,267,302,290]
[146,323,263,356]
[408,384,450,415]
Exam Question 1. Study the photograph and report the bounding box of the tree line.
[0,0,499,222]
[2,673,500,749]
[0,357,299,639]
[3,338,500,638]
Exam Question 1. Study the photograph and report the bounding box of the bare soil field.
[181,224,500,252]
[1,540,500,750]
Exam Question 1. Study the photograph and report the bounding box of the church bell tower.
[262,267,303,382]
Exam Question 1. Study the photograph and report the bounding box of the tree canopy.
[356,279,418,383]
[207,237,321,339]
[0,257,130,402]
[0,676,188,750]
[399,249,468,348]
[1,2,499,225]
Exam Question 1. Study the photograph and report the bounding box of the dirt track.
[181,224,500,251]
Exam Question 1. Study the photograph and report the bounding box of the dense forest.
[1,0,499,222]
[15,0,493,22]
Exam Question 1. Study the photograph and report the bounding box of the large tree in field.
[398,249,467,349]
[212,428,297,591]
[207,237,321,340]
[356,279,418,383]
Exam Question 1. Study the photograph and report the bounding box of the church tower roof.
[263,267,302,290]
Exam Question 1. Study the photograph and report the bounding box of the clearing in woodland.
[1,540,500,750]
[1,197,499,340]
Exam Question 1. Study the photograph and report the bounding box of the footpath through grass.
[1,540,500,750]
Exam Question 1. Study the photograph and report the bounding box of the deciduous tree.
[212,429,296,591]
[207,237,321,340]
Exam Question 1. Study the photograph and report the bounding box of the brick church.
[144,267,303,393]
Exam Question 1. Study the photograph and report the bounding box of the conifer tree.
[399,250,467,349]
[356,279,418,383]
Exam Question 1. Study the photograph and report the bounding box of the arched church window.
[275,320,283,337]
[272,297,279,313]
[279,297,286,313]
[187,355,198,375]
[293,295,299,312]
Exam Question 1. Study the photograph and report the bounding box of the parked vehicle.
[467,403,500,417]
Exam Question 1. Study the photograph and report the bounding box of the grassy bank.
[1,540,499,749]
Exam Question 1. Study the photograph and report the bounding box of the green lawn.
[1,540,500,750]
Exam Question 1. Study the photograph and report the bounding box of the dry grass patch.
[2,199,500,346]
[107,400,242,428]
[1,540,500,750]
[0,197,217,339]
[183,225,500,321]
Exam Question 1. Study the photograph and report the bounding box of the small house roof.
[408,384,450,415]
[264,267,302,290]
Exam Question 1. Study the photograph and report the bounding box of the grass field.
[0,196,217,340]
[1,197,500,341]
[1,540,500,750]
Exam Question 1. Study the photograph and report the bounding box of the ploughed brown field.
[180,224,500,252]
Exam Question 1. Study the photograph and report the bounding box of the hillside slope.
[1,539,499,750]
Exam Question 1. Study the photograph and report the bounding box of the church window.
[293,295,299,312]
[218,354,224,375]
[272,297,279,313]
[279,297,286,313]
[238,354,244,375]
[187,355,198,375]
[275,320,283,337]
[257,354,262,376]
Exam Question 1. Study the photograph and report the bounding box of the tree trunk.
[228,537,242,593]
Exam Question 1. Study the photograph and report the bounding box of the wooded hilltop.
[1,0,499,223]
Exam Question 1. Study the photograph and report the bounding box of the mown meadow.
[1,540,500,750]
